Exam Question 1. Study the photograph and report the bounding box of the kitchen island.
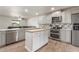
[25,28,49,52]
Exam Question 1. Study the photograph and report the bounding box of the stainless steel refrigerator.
[71,13,79,46]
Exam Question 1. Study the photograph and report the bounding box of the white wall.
[0,16,27,29]
[0,16,12,29]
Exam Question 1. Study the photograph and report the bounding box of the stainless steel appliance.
[50,28,60,39]
[71,13,79,46]
[6,30,17,44]
[6,26,36,45]
[50,17,62,40]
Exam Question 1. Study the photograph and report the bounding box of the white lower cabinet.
[25,30,48,52]
[60,30,66,42]
[18,29,25,41]
[60,29,71,43]
[0,31,6,47]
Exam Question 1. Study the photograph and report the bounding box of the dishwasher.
[6,30,18,44]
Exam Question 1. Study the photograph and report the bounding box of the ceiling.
[0,6,71,19]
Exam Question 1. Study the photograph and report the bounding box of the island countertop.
[25,28,48,32]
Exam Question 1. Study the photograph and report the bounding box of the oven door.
[73,23,79,30]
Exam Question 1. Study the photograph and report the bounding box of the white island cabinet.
[25,29,49,52]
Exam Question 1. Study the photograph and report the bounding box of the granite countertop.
[0,28,20,31]
[60,29,72,31]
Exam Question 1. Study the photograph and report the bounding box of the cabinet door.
[0,32,6,47]
[39,31,44,47]
[60,30,66,42]
[25,32,32,51]
[18,29,25,41]
[60,30,71,43]
[33,32,39,51]
[44,30,49,43]
[1,31,6,46]
[39,31,48,48]
[65,30,71,43]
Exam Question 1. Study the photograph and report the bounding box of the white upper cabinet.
[51,11,62,17]
[62,10,71,23]
[38,15,51,24]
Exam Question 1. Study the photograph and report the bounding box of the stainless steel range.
[50,16,62,40]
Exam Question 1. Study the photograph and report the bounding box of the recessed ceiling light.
[25,9,28,12]
[35,12,39,15]
[51,7,55,11]
[55,11,61,14]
